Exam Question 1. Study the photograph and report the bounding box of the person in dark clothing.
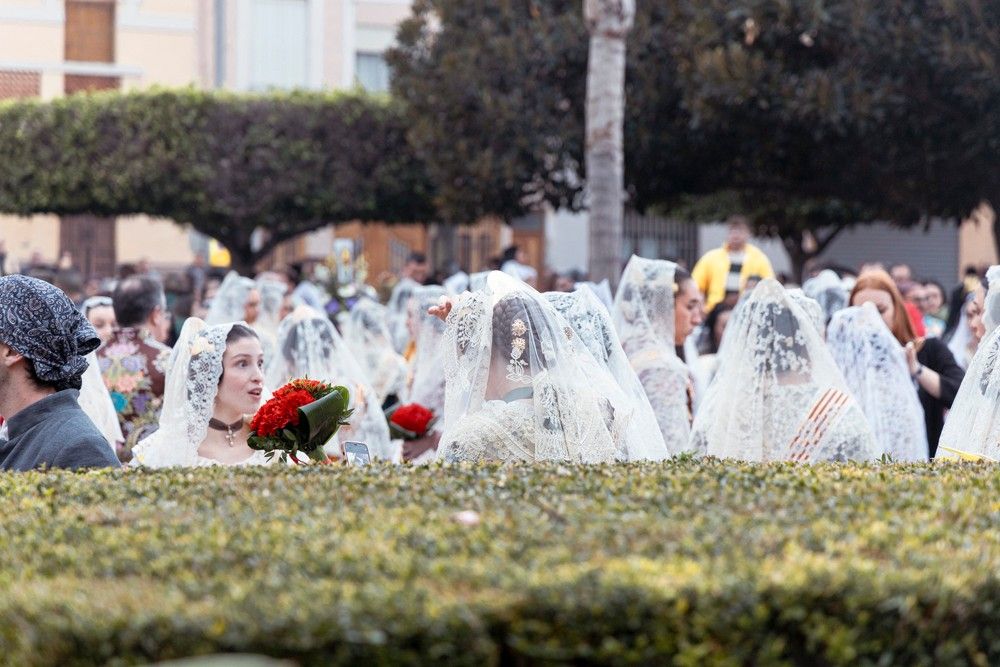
[944,266,982,339]
[851,270,964,457]
[0,275,120,471]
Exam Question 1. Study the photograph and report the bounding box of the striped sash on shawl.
[786,388,851,462]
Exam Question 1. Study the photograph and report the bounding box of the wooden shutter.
[59,215,117,281]
[64,0,119,93]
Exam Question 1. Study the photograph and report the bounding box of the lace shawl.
[828,304,928,461]
[439,272,618,464]
[612,255,692,454]
[690,279,881,462]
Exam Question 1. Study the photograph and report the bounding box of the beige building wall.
[958,208,998,276]
[0,214,60,265]
[0,0,416,272]
[116,215,196,265]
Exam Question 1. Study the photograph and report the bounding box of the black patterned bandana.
[0,275,100,386]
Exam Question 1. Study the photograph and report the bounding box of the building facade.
[0,0,417,279]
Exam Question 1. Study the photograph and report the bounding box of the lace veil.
[132,318,245,467]
[946,292,976,369]
[802,269,849,325]
[407,285,448,418]
[690,279,881,462]
[827,304,928,461]
[205,272,256,325]
[612,255,692,454]
[79,351,123,451]
[266,306,395,461]
[343,298,407,403]
[438,272,619,464]
[983,265,1000,336]
[469,272,489,292]
[937,325,1000,459]
[204,272,284,364]
[546,286,668,460]
[787,288,826,338]
[575,279,614,312]
[387,277,420,353]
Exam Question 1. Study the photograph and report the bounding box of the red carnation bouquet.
[249,378,353,464]
[386,402,438,440]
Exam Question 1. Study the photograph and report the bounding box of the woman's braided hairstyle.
[491,293,546,368]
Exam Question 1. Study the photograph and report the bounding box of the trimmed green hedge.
[1,460,999,665]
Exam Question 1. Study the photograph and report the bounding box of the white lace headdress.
[802,269,849,325]
[407,285,448,418]
[443,271,470,295]
[937,325,1000,459]
[78,351,123,452]
[612,255,692,454]
[343,298,407,403]
[438,272,619,464]
[787,288,826,338]
[827,304,928,461]
[546,286,668,461]
[386,277,421,354]
[690,279,881,463]
[983,265,1000,336]
[254,276,288,337]
[468,272,489,292]
[132,318,245,468]
[946,291,976,370]
[575,280,614,312]
[267,306,395,461]
[205,272,256,325]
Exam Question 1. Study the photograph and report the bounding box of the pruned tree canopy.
[0,89,434,272]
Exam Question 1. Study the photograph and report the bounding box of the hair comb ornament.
[507,318,529,382]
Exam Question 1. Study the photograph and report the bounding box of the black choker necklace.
[208,417,244,447]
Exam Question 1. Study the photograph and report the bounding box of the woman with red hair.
[850,270,965,456]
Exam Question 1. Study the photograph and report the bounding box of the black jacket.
[916,338,964,457]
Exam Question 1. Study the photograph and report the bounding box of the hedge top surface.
[1,459,999,665]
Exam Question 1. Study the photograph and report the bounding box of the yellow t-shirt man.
[692,242,775,311]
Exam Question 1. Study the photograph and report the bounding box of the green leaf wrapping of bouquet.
[296,385,354,455]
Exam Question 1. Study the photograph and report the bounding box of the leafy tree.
[0,89,434,274]
[390,0,1000,279]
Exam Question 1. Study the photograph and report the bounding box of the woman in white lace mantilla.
[827,303,928,461]
[387,277,421,354]
[132,318,270,468]
[204,271,286,366]
[802,269,849,327]
[613,256,703,454]
[937,323,1000,460]
[690,279,880,463]
[546,286,668,461]
[405,285,448,416]
[343,298,408,404]
[266,306,396,461]
[430,272,619,464]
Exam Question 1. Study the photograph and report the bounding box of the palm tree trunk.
[584,0,634,288]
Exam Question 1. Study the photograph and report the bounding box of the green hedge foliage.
[1,459,999,665]
[0,89,434,271]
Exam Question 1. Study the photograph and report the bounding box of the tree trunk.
[228,247,257,277]
[584,0,634,288]
[778,225,848,283]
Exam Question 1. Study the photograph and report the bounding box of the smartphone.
[343,441,371,466]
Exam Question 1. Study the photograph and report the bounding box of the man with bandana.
[0,276,121,471]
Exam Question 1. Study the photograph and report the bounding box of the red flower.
[391,403,435,436]
[250,388,317,437]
